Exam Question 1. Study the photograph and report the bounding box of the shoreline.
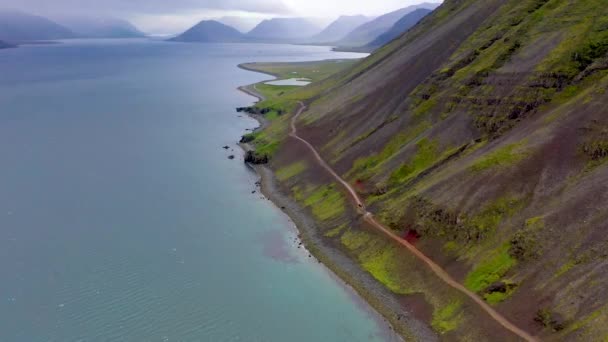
[236,64,437,341]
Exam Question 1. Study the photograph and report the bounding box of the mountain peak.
[169,20,244,43]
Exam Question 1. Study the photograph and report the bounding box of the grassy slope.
[251,0,608,340]
[264,0,608,340]
[240,60,360,160]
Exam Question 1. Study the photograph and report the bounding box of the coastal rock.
[228,155,235,160]
[236,106,274,115]
[244,150,268,164]
[240,134,255,144]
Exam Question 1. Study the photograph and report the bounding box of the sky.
[0,0,442,35]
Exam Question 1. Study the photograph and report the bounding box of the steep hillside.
[365,8,432,51]
[246,18,321,42]
[336,2,440,47]
[0,10,74,41]
[169,20,244,43]
[245,0,608,340]
[310,15,372,44]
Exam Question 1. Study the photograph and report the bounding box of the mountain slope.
[251,0,608,340]
[55,17,145,38]
[310,15,371,44]
[218,16,262,33]
[246,18,321,42]
[0,10,74,41]
[336,2,440,47]
[169,20,244,43]
[365,8,432,50]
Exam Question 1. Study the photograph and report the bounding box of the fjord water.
[0,40,393,341]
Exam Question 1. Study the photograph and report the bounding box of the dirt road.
[289,101,538,342]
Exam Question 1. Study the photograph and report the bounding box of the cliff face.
[267,0,608,340]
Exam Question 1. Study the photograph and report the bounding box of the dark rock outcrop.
[244,151,269,164]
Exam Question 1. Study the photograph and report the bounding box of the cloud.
[4,0,291,17]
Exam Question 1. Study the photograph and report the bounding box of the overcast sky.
[1,0,442,35]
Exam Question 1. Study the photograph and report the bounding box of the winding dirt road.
[289,101,538,342]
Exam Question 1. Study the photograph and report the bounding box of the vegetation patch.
[388,138,439,185]
[276,161,307,182]
[359,244,411,294]
[302,185,346,221]
[341,229,372,250]
[469,196,526,241]
[464,243,517,293]
[470,141,527,172]
[348,121,431,180]
[510,216,544,261]
[325,224,347,238]
[432,300,464,334]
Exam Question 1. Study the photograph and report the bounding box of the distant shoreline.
[235,62,435,342]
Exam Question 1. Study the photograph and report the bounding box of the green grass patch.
[470,141,527,172]
[276,161,307,181]
[303,185,346,221]
[325,224,347,238]
[359,245,411,294]
[469,196,525,238]
[341,230,372,250]
[388,138,439,185]
[483,284,517,305]
[432,300,464,334]
[413,98,439,117]
[242,60,359,82]
[556,260,576,278]
[464,244,517,293]
[349,121,431,180]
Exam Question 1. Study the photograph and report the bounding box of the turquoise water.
[0,40,396,341]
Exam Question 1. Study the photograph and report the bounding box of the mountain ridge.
[169,20,244,43]
[0,10,75,41]
[336,2,441,47]
[309,15,372,44]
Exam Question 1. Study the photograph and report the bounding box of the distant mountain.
[55,16,145,38]
[0,10,75,41]
[365,8,432,50]
[336,2,440,47]
[246,18,321,43]
[310,15,372,44]
[169,20,244,43]
[218,16,262,33]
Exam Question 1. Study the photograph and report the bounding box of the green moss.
[276,161,307,181]
[484,291,510,305]
[562,308,602,334]
[469,196,525,238]
[556,260,576,277]
[359,245,411,294]
[413,98,438,117]
[303,185,346,221]
[464,244,517,293]
[470,142,527,172]
[349,121,431,180]
[389,138,439,185]
[341,230,372,250]
[432,300,464,334]
[325,224,346,238]
[483,281,517,304]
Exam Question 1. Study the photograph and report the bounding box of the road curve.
[288,101,538,342]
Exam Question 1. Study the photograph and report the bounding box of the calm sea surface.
[0,39,396,341]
